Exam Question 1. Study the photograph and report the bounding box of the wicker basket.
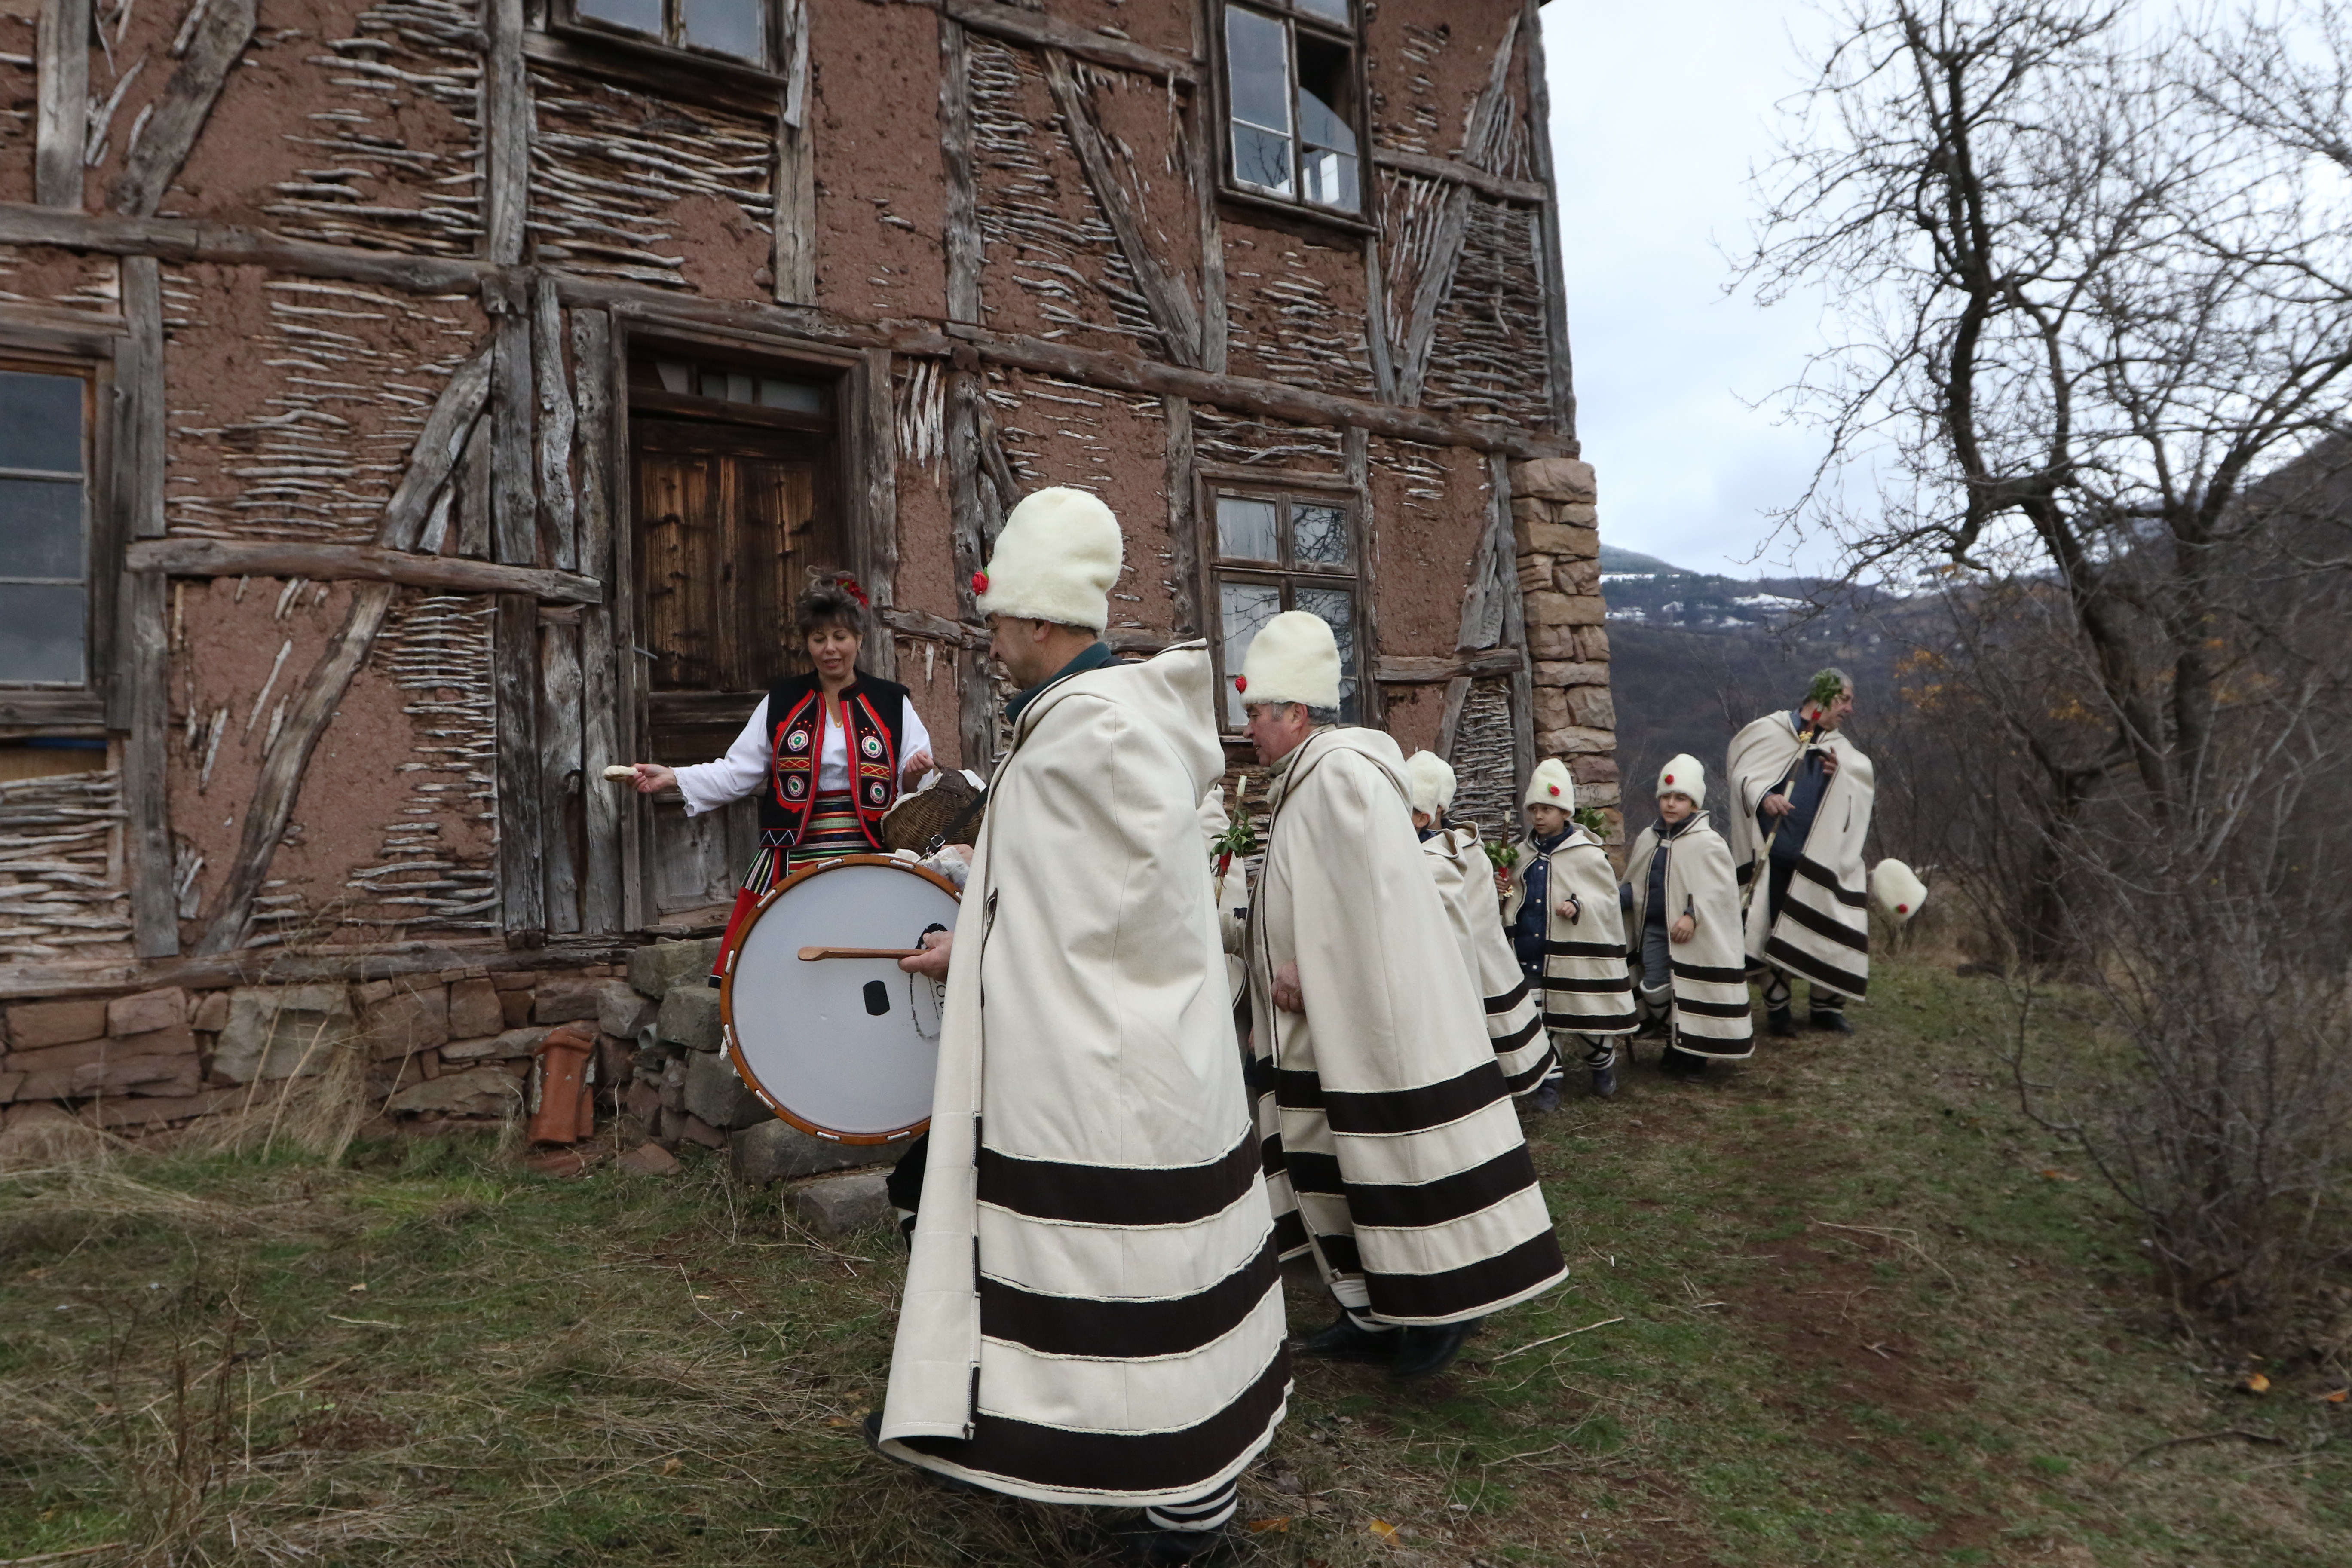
[881,769,988,854]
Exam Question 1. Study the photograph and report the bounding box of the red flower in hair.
[836,575,870,608]
[1235,675,1248,693]
[972,570,989,594]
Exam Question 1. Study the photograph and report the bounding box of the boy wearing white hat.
[1622,756,1753,1077]
[876,488,1285,1564]
[1504,760,1637,1098]
[1405,750,1554,1099]
[1240,612,1566,1384]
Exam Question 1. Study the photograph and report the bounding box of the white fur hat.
[974,487,1121,632]
[1871,858,1926,921]
[1657,753,1706,809]
[1525,756,1575,810]
[1405,750,1456,818]
[1237,609,1340,709]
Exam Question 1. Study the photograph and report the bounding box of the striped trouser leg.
[1145,1477,1238,1533]
[1578,1033,1617,1072]
[1760,969,1792,1012]
[1810,989,1845,1016]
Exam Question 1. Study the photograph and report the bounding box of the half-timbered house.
[0,0,1616,1132]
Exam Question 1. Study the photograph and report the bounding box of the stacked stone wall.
[1510,456,1620,844]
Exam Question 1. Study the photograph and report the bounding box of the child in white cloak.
[1504,759,1636,1099]
[1622,755,1754,1078]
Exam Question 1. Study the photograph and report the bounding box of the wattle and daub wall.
[0,0,1615,1131]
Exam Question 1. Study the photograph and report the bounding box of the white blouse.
[674,694,932,818]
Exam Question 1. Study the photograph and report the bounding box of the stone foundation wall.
[1509,456,1620,845]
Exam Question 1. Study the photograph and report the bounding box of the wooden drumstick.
[798,946,925,961]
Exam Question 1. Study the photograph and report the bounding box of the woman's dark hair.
[795,576,869,641]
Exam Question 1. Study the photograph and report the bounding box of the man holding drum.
[874,488,1287,1566]
[616,575,937,985]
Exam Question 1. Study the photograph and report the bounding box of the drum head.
[720,855,960,1144]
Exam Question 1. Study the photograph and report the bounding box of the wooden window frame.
[0,325,122,734]
[533,0,796,116]
[1212,0,1373,229]
[1200,475,1366,733]
[553,0,781,73]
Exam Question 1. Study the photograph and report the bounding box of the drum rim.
[717,852,960,1146]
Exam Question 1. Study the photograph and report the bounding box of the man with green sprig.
[1724,669,1877,1037]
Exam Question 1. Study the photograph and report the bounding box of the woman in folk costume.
[1724,669,1875,1036]
[620,576,934,986]
[1242,612,1567,1384]
[874,489,1286,1568]
[1621,755,1753,1078]
[1504,760,1637,1098]
[1404,750,1553,1097]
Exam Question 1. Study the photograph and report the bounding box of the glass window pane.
[1292,584,1357,723]
[0,371,83,475]
[654,359,692,395]
[1295,45,1356,155]
[577,0,662,38]
[1225,8,1292,132]
[1215,495,1279,562]
[682,0,766,64]
[1219,579,1283,726]
[0,479,84,580]
[0,583,85,685]
[1291,502,1348,567]
[1294,0,1351,24]
[1232,125,1294,196]
[1300,150,1358,211]
[758,377,826,414]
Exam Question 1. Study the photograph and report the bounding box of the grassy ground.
[2,961,2346,1567]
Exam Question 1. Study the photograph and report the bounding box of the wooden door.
[632,417,842,916]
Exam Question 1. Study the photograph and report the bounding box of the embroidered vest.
[758,670,910,848]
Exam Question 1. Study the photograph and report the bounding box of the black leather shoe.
[1811,1010,1854,1034]
[1390,1320,1478,1381]
[1589,1063,1618,1098]
[1767,1007,1795,1038]
[1526,1079,1562,1112]
[1073,1518,1230,1565]
[1292,1311,1398,1363]
[1661,1046,1707,1079]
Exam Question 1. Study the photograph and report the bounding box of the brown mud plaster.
[0,45,34,206]
[669,193,772,302]
[1369,436,1488,653]
[1366,0,1535,176]
[810,0,947,320]
[1220,220,1376,398]
[0,243,120,310]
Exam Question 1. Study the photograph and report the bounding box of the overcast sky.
[1541,3,1845,580]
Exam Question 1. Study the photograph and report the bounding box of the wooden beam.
[1372,147,1547,206]
[379,348,493,551]
[521,25,783,119]
[1490,451,1535,801]
[484,0,530,266]
[567,306,621,925]
[119,259,174,958]
[945,367,996,771]
[1346,426,1381,727]
[1185,0,1226,375]
[108,0,257,217]
[938,18,982,325]
[1165,395,1199,639]
[493,594,546,942]
[943,0,1194,84]
[880,604,987,650]
[0,204,488,291]
[126,539,605,604]
[456,414,493,560]
[855,348,898,680]
[34,0,89,208]
[1518,0,1578,439]
[1436,675,1472,760]
[538,615,583,935]
[533,277,578,571]
[491,296,538,565]
[1394,10,1522,407]
[774,0,815,303]
[1375,649,1525,683]
[195,584,398,954]
[1042,49,1201,367]
[1456,451,1513,652]
[1362,235,1397,403]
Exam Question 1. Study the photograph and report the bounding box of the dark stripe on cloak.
[1795,855,1869,907]
[1312,1229,1363,1275]
[1484,974,1532,1013]
[1764,935,1869,999]
[1779,890,1869,952]
[1366,1228,1566,1323]
[1273,1068,1323,1109]
[1283,1149,1344,1195]
[977,1130,1259,1227]
[1502,1044,1558,1093]
[1316,1061,1509,1136]
[1668,960,1749,985]
[1672,995,1756,1019]
[981,1237,1280,1359]
[1545,974,1634,995]
[1272,1209,1311,1258]
[897,1349,1289,1495]
[1343,1146,1540,1231]
[1675,1033,1753,1058]
[1491,1014,1543,1051]
[1546,1007,1638,1032]
[1544,939,1624,959]
[1258,1132,1287,1177]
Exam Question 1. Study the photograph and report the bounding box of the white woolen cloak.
[878,643,1288,1505]
[1725,715,1877,1000]
[1504,828,1636,1036]
[1248,728,1567,1326]
[1623,812,1754,1058]
[1421,824,1552,1093]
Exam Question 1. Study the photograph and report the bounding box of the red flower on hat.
[1664,773,1675,784]
[972,570,989,594]
[1548,784,1561,796]
[1235,675,1248,693]
[1896,903,1911,914]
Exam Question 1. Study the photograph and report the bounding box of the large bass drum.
[718,854,959,1145]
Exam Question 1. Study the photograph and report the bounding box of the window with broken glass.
[567,0,775,70]
[1220,0,1364,216]
[1209,489,1362,728]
